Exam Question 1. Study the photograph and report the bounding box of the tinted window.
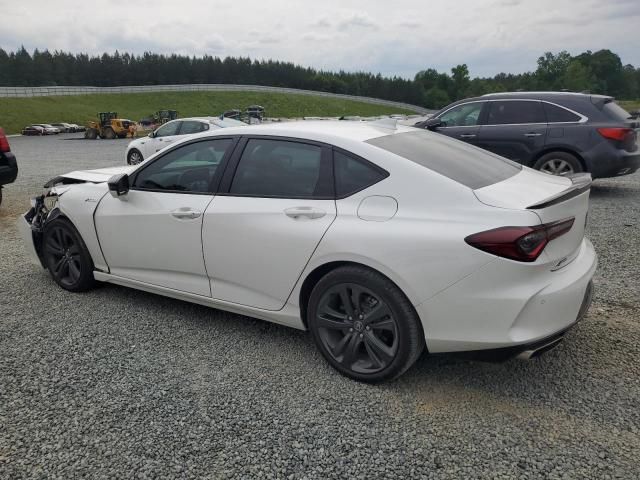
[180,120,209,135]
[602,101,632,122]
[487,101,545,124]
[230,139,330,197]
[367,131,520,189]
[543,103,581,123]
[134,139,232,193]
[335,151,387,197]
[439,102,484,127]
[155,121,180,137]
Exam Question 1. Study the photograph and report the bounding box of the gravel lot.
[1,134,639,479]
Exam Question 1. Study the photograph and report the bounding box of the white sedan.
[19,121,596,382]
[125,117,246,165]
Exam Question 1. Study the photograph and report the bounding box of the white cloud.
[0,0,638,79]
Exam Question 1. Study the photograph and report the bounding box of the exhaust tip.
[516,337,564,360]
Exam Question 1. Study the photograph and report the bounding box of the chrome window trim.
[436,98,588,128]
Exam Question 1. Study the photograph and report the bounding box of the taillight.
[0,128,10,153]
[597,127,633,142]
[465,218,575,262]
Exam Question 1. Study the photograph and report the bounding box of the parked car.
[125,116,247,165]
[69,124,85,132]
[22,125,45,136]
[32,124,60,135]
[0,128,18,207]
[20,121,596,382]
[51,123,74,133]
[418,92,639,178]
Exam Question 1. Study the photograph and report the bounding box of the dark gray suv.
[418,92,639,178]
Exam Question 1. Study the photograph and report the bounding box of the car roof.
[199,120,416,142]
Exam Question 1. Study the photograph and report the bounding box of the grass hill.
[0,91,416,134]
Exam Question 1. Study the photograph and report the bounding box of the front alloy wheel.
[43,218,96,292]
[127,149,143,165]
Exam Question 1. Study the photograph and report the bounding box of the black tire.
[0,187,3,207]
[42,217,96,292]
[127,149,144,165]
[103,128,116,140]
[307,265,425,383]
[533,151,583,176]
[84,128,98,140]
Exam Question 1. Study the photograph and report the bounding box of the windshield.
[366,130,521,189]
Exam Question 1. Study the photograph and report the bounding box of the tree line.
[0,47,638,109]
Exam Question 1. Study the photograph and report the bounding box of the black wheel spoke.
[45,238,64,255]
[52,257,66,276]
[341,333,361,367]
[364,303,392,327]
[68,259,81,281]
[364,331,395,366]
[316,314,351,331]
[332,332,353,357]
[338,286,356,317]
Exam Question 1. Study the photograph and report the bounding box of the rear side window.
[543,103,582,123]
[602,101,632,122]
[487,101,545,125]
[334,151,388,197]
[230,139,332,198]
[155,121,181,137]
[367,131,521,189]
[180,121,209,135]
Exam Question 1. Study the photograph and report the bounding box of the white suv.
[125,117,246,164]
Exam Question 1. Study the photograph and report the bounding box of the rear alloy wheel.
[308,266,424,383]
[533,152,583,176]
[43,218,96,292]
[127,149,143,165]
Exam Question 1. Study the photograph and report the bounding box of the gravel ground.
[1,134,639,479]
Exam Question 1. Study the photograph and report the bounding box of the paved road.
[1,134,639,479]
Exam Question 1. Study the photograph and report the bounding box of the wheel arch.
[297,260,422,333]
[531,147,587,171]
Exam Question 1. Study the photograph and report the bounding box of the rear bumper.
[584,147,640,179]
[416,238,597,353]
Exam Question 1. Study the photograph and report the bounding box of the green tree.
[561,60,594,92]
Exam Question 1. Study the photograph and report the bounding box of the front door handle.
[523,133,542,137]
[171,208,202,219]
[284,206,326,220]
[459,133,477,139]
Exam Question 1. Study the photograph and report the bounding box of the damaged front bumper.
[18,193,61,268]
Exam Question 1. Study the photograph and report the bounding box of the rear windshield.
[366,130,521,189]
[602,101,632,122]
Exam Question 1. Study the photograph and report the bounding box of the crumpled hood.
[53,166,136,183]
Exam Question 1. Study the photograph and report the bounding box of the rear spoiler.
[527,173,592,209]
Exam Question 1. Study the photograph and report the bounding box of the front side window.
[155,121,181,137]
[334,151,388,197]
[180,120,209,135]
[133,139,232,193]
[230,139,330,198]
[487,101,545,125]
[439,102,484,127]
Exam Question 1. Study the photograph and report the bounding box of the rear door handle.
[523,133,542,137]
[284,206,326,220]
[459,133,476,139]
[171,208,202,219]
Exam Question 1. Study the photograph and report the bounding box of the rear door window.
[487,101,545,125]
[155,121,181,137]
[543,103,582,123]
[180,121,209,135]
[230,139,332,198]
[367,130,521,189]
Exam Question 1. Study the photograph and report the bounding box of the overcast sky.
[1,0,638,79]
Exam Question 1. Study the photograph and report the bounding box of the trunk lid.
[474,168,591,266]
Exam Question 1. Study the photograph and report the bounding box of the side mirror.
[414,117,444,130]
[148,131,155,138]
[108,173,130,198]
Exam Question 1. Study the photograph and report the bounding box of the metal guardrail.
[0,84,429,114]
